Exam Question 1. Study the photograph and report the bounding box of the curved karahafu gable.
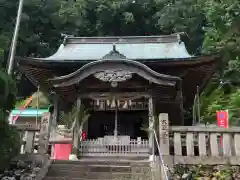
[49,45,181,88]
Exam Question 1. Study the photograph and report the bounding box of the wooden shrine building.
[16,35,219,155]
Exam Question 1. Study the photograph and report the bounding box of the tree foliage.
[199,0,240,125]
[58,104,90,139]
[0,0,206,60]
[0,64,20,172]
[15,91,50,108]
[171,164,240,179]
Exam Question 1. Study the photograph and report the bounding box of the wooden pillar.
[71,97,81,157]
[38,112,51,154]
[148,96,155,157]
[83,120,88,135]
[179,89,184,125]
[51,94,59,157]
[178,80,184,125]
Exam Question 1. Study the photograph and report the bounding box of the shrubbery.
[0,69,20,172]
[171,164,240,179]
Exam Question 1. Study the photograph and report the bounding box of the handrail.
[170,126,240,133]
[153,129,169,180]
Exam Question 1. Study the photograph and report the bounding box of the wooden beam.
[79,92,150,98]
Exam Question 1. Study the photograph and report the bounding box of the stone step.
[44,177,151,180]
[44,159,151,180]
[51,162,149,169]
[78,156,149,161]
[52,159,150,166]
[45,172,150,180]
[48,165,132,173]
[48,164,150,174]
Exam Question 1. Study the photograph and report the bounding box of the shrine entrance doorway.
[88,110,148,140]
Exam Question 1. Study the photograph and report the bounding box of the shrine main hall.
[16,34,218,142]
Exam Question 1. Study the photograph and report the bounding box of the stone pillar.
[25,131,35,154]
[159,113,169,155]
[69,97,81,160]
[38,112,51,154]
[159,113,172,179]
[51,94,59,157]
[148,96,155,160]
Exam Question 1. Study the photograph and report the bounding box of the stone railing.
[168,126,240,164]
[157,114,240,165]
[156,113,240,179]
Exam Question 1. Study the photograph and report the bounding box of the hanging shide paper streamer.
[111,99,116,108]
[107,100,110,106]
[123,101,128,109]
[96,99,100,106]
[129,100,132,106]
[100,100,104,109]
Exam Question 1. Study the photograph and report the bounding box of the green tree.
[58,104,90,155]
[15,91,50,108]
[1,0,207,59]
[58,104,90,137]
[0,0,65,60]
[58,0,205,54]
[154,0,205,54]
[200,0,240,125]
[0,63,20,172]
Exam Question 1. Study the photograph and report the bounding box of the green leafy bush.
[0,69,20,172]
[171,164,240,180]
[0,111,21,172]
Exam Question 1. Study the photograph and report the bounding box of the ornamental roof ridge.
[102,44,127,60]
[63,34,181,45]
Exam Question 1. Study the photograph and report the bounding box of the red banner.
[82,131,87,141]
[216,110,229,128]
[216,110,229,148]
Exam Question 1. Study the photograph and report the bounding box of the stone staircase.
[44,157,153,180]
